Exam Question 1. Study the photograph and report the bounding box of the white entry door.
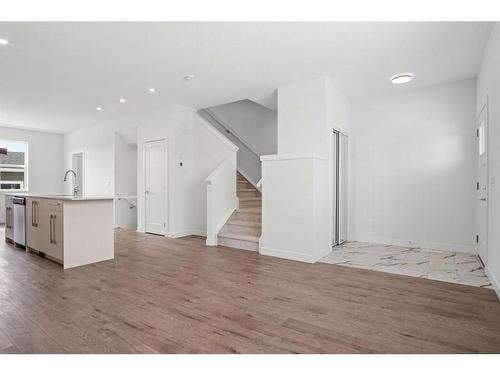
[477,104,488,264]
[145,140,167,235]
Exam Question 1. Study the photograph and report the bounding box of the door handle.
[480,198,487,201]
[145,190,150,194]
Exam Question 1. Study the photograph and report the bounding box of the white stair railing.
[198,109,261,188]
[205,153,238,246]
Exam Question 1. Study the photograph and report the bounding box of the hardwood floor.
[1,228,500,353]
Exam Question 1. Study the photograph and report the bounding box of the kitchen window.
[0,140,28,191]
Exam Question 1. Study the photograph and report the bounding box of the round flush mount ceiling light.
[0,38,9,45]
[391,73,414,84]
[149,87,156,93]
[184,74,194,82]
[96,107,103,111]
[119,98,126,103]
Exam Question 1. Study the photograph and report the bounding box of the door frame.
[144,139,168,235]
[332,129,349,247]
[477,101,489,265]
[71,151,85,196]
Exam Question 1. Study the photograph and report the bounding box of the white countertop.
[5,193,117,201]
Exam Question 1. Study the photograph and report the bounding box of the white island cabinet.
[24,195,114,269]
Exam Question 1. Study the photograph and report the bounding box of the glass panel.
[0,140,27,190]
[0,170,24,181]
[0,183,22,190]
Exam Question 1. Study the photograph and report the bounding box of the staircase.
[218,172,261,251]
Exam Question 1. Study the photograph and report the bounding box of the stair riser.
[225,224,262,237]
[239,200,262,209]
[233,212,262,222]
[218,236,259,251]
[237,191,260,198]
[237,182,251,189]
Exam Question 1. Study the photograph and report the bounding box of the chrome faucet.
[63,169,79,197]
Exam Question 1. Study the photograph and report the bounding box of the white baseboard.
[350,235,474,254]
[259,246,331,263]
[485,266,500,302]
[206,238,217,246]
[169,229,206,238]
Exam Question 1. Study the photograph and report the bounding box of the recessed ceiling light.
[184,74,194,82]
[0,38,9,45]
[149,87,156,93]
[391,73,414,84]
[119,98,126,103]
[96,107,102,111]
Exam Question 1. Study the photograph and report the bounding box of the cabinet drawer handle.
[31,201,38,227]
[5,207,10,229]
[49,214,53,244]
[51,215,57,245]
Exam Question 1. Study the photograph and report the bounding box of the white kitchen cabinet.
[47,202,64,261]
[5,195,14,242]
[24,196,113,268]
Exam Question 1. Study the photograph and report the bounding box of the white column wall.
[261,76,350,262]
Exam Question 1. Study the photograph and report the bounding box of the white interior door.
[145,140,167,235]
[477,105,488,264]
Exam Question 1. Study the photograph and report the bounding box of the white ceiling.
[0,22,493,134]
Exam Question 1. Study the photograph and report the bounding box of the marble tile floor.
[320,241,492,289]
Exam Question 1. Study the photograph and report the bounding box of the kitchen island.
[7,194,114,269]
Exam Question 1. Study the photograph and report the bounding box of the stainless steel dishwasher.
[13,196,26,247]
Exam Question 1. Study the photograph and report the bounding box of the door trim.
[332,129,349,247]
[477,101,489,264]
[144,139,168,235]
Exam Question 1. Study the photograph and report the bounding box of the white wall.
[136,104,193,236]
[477,23,500,291]
[277,77,329,156]
[327,80,351,135]
[199,109,261,186]
[0,126,64,193]
[64,126,115,196]
[0,126,64,222]
[135,104,235,237]
[261,76,350,262]
[208,99,277,155]
[350,79,477,252]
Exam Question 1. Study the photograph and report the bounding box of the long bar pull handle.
[49,214,53,244]
[34,202,38,227]
[31,202,35,227]
[52,215,57,245]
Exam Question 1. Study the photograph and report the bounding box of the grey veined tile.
[320,242,491,289]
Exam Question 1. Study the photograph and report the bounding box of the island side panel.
[63,199,114,269]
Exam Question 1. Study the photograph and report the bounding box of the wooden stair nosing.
[239,197,262,202]
[227,219,261,228]
[218,231,260,243]
[237,207,261,213]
